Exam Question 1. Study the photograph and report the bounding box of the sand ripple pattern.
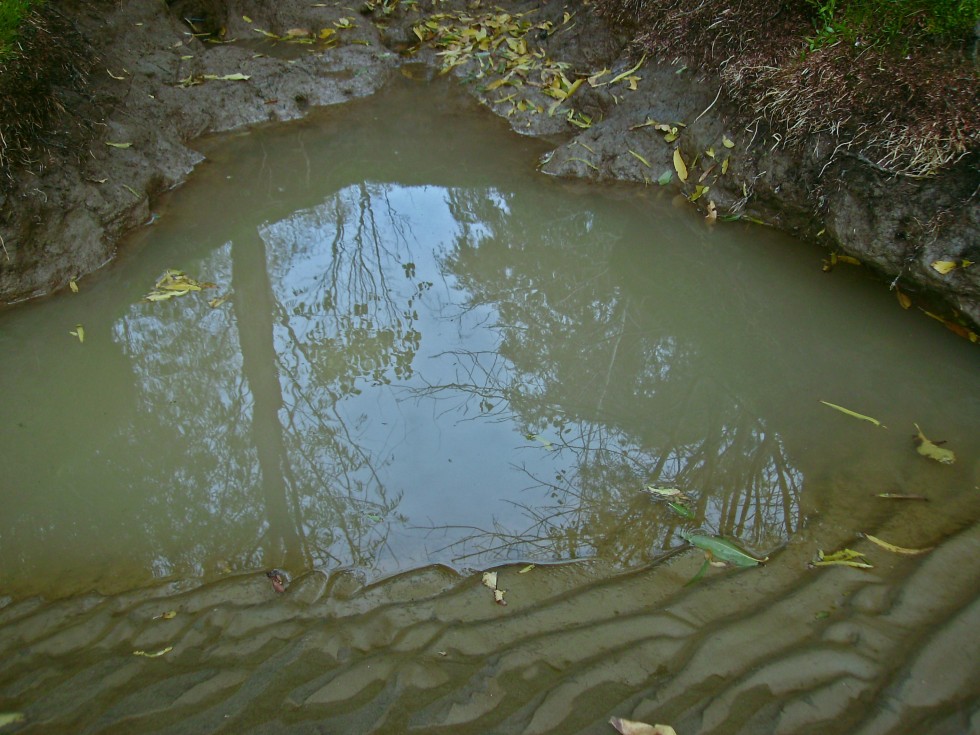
[1,524,978,734]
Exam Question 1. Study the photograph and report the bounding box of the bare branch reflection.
[416,187,802,567]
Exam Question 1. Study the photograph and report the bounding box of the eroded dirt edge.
[0,0,977,335]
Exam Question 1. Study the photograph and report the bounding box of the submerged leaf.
[667,501,695,519]
[895,288,912,309]
[643,486,682,498]
[69,325,85,343]
[680,531,766,566]
[656,170,673,186]
[609,717,677,735]
[202,73,251,81]
[672,149,688,182]
[819,400,886,428]
[912,423,955,464]
[133,646,173,658]
[862,533,933,555]
[69,278,79,293]
[0,713,26,727]
[875,492,928,500]
[685,557,710,586]
[810,548,873,569]
[518,564,535,574]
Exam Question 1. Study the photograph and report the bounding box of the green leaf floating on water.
[680,531,767,566]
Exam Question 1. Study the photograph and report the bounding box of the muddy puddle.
[1,75,978,734]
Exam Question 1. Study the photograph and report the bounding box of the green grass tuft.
[0,0,35,60]
[805,0,980,52]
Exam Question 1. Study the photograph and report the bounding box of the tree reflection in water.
[110,176,802,585]
[419,186,802,567]
[114,183,421,580]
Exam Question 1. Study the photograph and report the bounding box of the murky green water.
[1,75,977,601]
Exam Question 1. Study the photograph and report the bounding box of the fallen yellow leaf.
[862,533,933,555]
[930,260,957,274]
[912,423,955,464]
[672,149,688,182]
[819,400,886,428]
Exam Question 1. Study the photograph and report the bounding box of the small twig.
[0,232,9,261]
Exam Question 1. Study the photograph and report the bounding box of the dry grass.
[596,0,979,177]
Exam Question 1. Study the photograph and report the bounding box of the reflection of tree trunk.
[231,229,307,570]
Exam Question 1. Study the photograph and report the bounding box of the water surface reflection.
[1,77,976,599]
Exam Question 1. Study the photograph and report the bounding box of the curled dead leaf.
[705,200,718,224]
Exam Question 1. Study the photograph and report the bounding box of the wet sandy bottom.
[1,506,978,734]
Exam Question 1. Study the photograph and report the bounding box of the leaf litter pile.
[410,9,622,130]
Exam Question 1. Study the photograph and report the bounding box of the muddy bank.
[0,0,977,334]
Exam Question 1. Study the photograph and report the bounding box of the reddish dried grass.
[595,0,979,176]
